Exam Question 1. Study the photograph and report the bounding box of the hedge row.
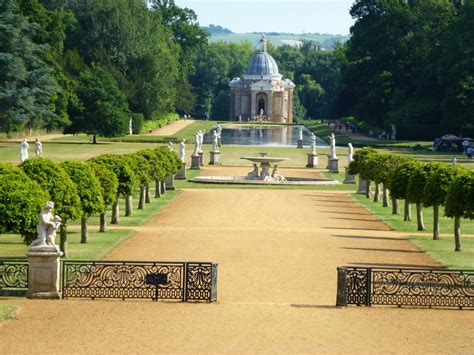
[349,148,474,252]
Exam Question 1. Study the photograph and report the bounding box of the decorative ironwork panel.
[343,267,473,309]
[62,261,185,301]
[186,262,217,302]
[0,259,28,291]
[371,268,474,308]
[345,268,369,306]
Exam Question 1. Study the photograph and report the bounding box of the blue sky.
[175,0,355,35]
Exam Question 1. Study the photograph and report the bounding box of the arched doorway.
[256,92,267,115]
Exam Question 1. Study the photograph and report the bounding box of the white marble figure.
[35,138,43,157]
[216,123,222,136]
[193,131,200,156]
[329,133,337,159]
[167,142,174,152]
[298,127,303,141]
[129,118,133,135]
[348,143,354,163]
[310,133,317,155]
[179,139,186,162]
[20,139,29,162]
[391,124,397,140]
[238,114,242,122]
[212,130,219,152]
[260,108,264,116]
[198,130,204,153]
[271,165,287,182]
[31,201,61,249]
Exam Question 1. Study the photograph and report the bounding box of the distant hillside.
[209,32,349,50]
[202,24,233,34]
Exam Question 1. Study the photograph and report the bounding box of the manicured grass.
[173,120,218,142]
[411,236,474,269]
[351,193,474,235]
[0,305,17,322]
[0,229,133,259]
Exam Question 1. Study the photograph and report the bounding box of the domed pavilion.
[229,35,295,122]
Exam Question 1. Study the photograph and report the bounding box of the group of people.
[20,138,43,162]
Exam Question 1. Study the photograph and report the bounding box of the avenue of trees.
[0,149,182,257]
[349,148,474,252]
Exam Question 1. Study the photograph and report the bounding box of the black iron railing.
[62,260,217,302]
[0,259,28,296]
[337,266,474,309]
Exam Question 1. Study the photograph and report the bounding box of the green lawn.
[411,236,474,269]
[0,229,133,260]
[0,304,17,322]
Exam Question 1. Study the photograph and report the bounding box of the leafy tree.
[348,147,377,198]
[20,158,81,256]
[0,0,57,133]
[123,153,153,210]
[387,158,420,222]
[445,170,474,251]
[0,163,49,244]
[67,66,129,143]
[88,162,119,232]
[136,149,166,200]
[60,160,104,243]
[423,163,462,240]
[89,154,135,223]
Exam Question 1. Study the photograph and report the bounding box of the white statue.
[198,130,203,153]
[167,142,174,152]
[31,201,61,249]
[298,127,303,141]
[35,138,43,157]
[329,133,337,159]
[179,139,186,162]
[238,114,242,122]
[20,139,29,162]
[348,143,354,163]
[193,131,200,156]
[310,133,317,155]
[271,165,287,182]
[212,129,219,152]
[216,123,222,136]
[129,118,133,135]
[260,108,264,116]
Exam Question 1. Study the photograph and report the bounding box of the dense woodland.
[1,0,473,139]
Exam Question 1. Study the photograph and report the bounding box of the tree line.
[0,148,182,257]
[349,148,474,252]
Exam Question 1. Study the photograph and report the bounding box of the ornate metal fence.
[336,266,474,309]
[62,261,217,302]
[0,259,28,296]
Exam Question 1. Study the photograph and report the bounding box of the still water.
[204,125,328,147]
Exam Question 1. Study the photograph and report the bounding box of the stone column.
[267,91,273,120]
[287,90,294,123]
[336,266,348,307]
[328,158,339,173]
[198,152,204,166]
[27,248,63,299]
[343,166,356,184]
[191,154,200,169]
[250,90,256,119]
[176,163,187,180]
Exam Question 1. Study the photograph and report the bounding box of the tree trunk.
[81,216,88,243]
[404,200,411,221]
[138,187,146,210]
[382,184,389,207]
[145,186,151,203]
[391,198,399,215]
[365,180,371,198]
[60,224,67,258]
[155,180,162,198]
[93,134,97,144]
[454,216,461,252]
[161,180,166,194]
[373,183,380,203]
[416,202,425,231]
[125,195,133,216]
[100,211,107,232]
[111,200,119,224]
[432,205,440,240]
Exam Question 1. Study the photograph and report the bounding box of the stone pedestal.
[357,176,367,194]
[328,158,339,173]
[198,152,204,166]
[306,153,319,168]
[191,155,200,169]
[343,166,356,184]
[26,248,63,299]
[218,137,222,147]
[176,163,187,180]
[209,151,221,165]
[297,139,303,149]
[165,175,175,190]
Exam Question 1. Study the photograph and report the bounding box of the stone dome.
[245,51,279,76]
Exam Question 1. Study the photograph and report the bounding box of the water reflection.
[204,125,328,147]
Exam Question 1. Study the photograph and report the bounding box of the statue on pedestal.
[179,139,186,162]
[310,133,317,155]
[35,138,43,157]
[20,139,29,162]
[198,130,203,153]
[193,131,200,156]
[212,130,219,152]
[31,201,61,250]
[329,133,337,159]
[260,108,264,116]
[299,127,303,141]
[348,143,354,163]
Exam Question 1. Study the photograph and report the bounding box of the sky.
[175,0,355,35]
